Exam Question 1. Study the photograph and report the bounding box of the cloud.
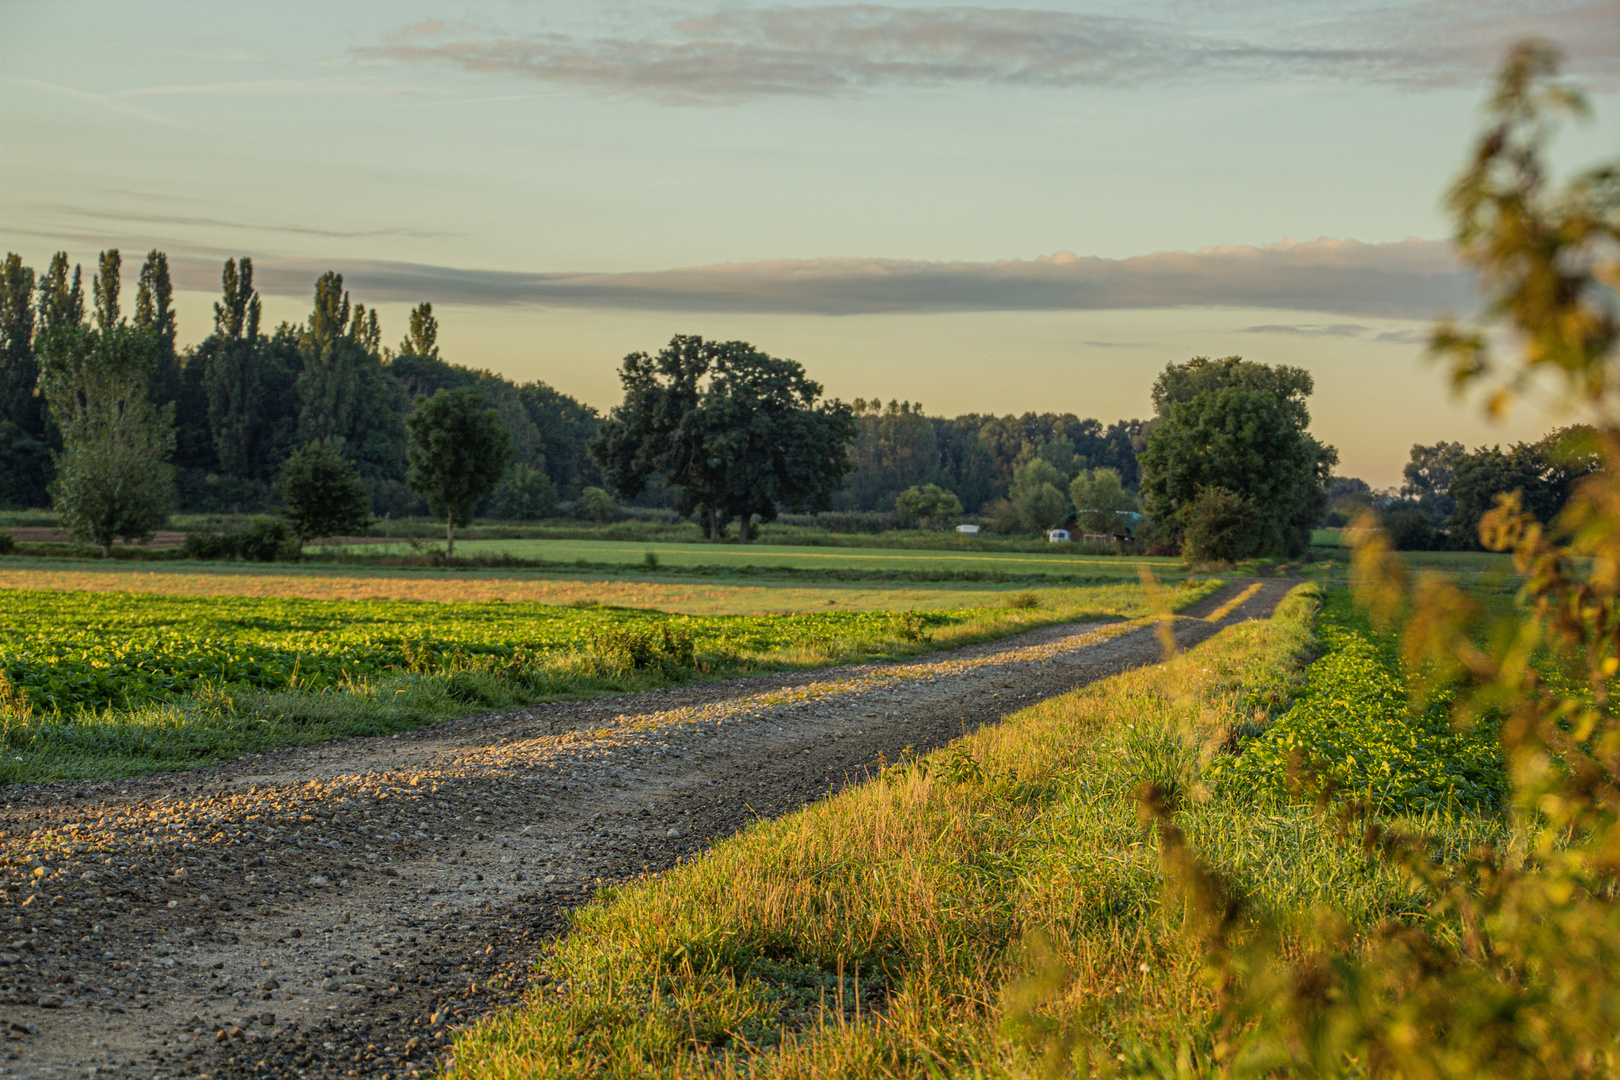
[353,2,1620,104]
[33,203,454,241]
[3,75,182,126]
[1240,322,1436,343]
[133,236,1472,320]
[1240,323,1374,337]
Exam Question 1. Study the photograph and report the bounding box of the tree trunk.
[738,513,750,544]
[446,517,455,559]
[708,506,719,543]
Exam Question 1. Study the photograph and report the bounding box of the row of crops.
[1210,588,1506,812]
[0,590,965,716]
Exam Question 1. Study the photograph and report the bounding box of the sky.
[3,1,1617,486]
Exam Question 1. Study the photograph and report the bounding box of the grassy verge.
[0,580,1221,784]
[447,584,1511,1077]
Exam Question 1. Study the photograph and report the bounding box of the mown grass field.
[0,578,1220,784]
[334,536,1180,579]
[447,584,1516,1077]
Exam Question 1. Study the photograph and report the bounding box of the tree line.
[0,250,599,520]
[0,248,1158,526]
[1329,430,1599,550]
[0,247,1580,559]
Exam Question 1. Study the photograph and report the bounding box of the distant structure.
[956,524,980,535]
[1047,529,1071,543]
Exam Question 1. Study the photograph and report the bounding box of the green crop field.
[1208,588,1505,811]
[0,578,1218,782]
[333,536,1181,579]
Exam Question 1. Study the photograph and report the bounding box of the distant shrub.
[775,511,900,534]
[894,484,964,529]
[0,531,13,556]
[182,530,235,560]
[1006,590,1040,609]
[984,498,1021,534]
[1182,487,1261,563]
[182,517,300,562]
[1383,504,1441,550]
[575,487,619,522]
[488,464,558,521]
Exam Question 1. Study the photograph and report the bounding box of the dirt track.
[0,579,1293,1080]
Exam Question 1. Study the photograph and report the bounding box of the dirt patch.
[0,580,1293,1080]
[3,529,186,550]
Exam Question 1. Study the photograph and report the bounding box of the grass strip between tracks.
[448,583,1510,1077]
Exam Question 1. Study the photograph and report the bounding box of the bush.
[238,518,299,562]
[279,440,373,541]
[1182,486,1262,563]
[182,517,300,562]
[984,498,1021,534]
[1382,504,1440,550]
[575,487,619,522]
[775,511,900,534]
[894,483,963,529]
[182,530,235,560]
[0,531,13,556]
[487,464,558,521]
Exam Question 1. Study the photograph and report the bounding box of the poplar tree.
[36,252,83,334]
[36,250,175,554]
[0,253,48,508]
[133,249,180,411]
[295,272,407,484]
[203,258,264,479]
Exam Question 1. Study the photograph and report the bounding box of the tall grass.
[448,584,1510,1077]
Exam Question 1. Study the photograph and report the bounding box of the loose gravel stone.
[0,580,1290,1078]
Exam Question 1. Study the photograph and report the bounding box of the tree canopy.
[590,335,855,542]
[1140,364,1336,557]
[405,386,514,555]
[35,251,175,554]
[277,440,372,542]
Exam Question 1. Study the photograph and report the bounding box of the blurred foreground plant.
[1144,41,1620,1079]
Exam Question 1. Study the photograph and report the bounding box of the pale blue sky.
[3,1,1617,484]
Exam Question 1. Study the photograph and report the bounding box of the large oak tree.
[1139,356,1337,557]
[590,335,855,543]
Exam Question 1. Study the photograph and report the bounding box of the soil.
[4,530,188,550]
[0,579,1294,1080]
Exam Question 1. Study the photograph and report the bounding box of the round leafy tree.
[405,386,513,556]
[277,439,372,543]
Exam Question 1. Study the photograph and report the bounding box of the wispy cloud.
[1241,323,1374,337]
[4,75,182,126]
[352,2,1620,104]
[116,77,383,99]
[1240,321,1433,343]
[34,203,454,241]
[130,236,1471,320]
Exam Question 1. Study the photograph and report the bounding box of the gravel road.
[0,579,1293,1080]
